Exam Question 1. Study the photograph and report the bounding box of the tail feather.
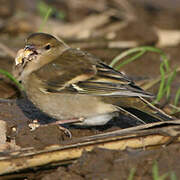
[104,96,173,122]
[135,97,173,121]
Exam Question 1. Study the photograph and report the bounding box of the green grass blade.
[109,45,177,108]
[164,59,170,72]
[109,46,175,104]
[154,62,166,103]
[160,173,169,180]
[110,46,168,70]
[170,172,177,180]
[174,88,180,107]
[109,47,144,67]
[152,161,159,180]
[152,161,176,180]
[38,6,52,32]
[114,50,145,70]
[0,69,24,90]
[165,69,177,99]
[128,167,136,180]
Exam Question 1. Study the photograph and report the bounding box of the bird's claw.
[28,120,72,138]
[58,126,72,138]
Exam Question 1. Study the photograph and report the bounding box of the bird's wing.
[34,48,153,98]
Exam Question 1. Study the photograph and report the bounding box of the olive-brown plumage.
[13,32,173,128]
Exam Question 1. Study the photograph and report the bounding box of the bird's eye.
[44,44,51,50]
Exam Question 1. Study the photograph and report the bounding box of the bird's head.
[13,32,69,82]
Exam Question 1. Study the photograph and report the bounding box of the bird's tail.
[129,96,173,122]
[108,96,173,123]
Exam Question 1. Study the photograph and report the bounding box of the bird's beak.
[15,45,35,66]
[24,45,36,51]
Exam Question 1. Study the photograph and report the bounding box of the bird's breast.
[25,74,117,120]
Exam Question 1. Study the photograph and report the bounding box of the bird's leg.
[57,126,72,138]
[28,118,84,138]
[51,117,84,125]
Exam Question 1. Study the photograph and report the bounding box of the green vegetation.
[174,88,180,108]
[37,0,65,20]
[128,161,177,180]
[0,68,23,90]
[110,46,179,109]
[128,167,136,180]
[38,6,52,32]
[109,46,168,70]
[152,161,169,180]
[37,1,66,33]
[155,59,176,104]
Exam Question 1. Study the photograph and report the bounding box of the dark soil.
[1,144,180,180]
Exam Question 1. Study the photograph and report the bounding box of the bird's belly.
[26,87,117,121]
[75,112,118,126]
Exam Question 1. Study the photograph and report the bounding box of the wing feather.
[34,48,153,98]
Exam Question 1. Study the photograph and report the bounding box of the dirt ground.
[0,0,180,179]
[1,144,180,180]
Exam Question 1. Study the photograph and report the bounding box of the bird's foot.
[28,119,72,138]
[58,125,72,138]
[28,117,84,138]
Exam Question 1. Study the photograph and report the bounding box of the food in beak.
[15,49,34,65]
